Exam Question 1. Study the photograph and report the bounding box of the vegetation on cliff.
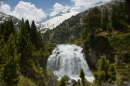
[44,1,130,85]
[0,19,55,86]
[0,0,130,86]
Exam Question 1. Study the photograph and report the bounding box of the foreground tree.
[79,69,91,86]
[94,56,117,86]
[57,76,67,86]
[30,20,44,50]
[80,69,85,86]
[1,34,20,86]
[109,64,117,83]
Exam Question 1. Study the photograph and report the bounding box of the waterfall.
[47,44,94,82]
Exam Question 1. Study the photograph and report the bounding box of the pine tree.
[1,34,20,86]
[30,20,43,50]
[111,5,117,29]
[109,64,117,83]
[102,7,109,31]
[17,19,35,75]
[79,69,91,86]
[30,20,37,45]
[94,56,109,85]
[84,7,101,37]
[57,76,67,86]
[0,20,16,41]
[24,20,31,40]
[94,56,117,86]
[80,69,85,86]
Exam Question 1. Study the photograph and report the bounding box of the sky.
[4,0,72,13]
[0,0,111,22]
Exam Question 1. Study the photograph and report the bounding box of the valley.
[0,0,130,86]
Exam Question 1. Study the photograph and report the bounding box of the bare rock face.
[68,79,78,86]
[83,49,98,70]
[127,81,130,86]
[48,71,58,86]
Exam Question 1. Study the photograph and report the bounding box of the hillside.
[0,12,21,28]
[0,18,56,86]
[38,1,106,32]
[43,0,125,44]
[44,0,130,85]
[0,0,130,86]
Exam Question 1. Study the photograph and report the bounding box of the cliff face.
[83,49,98,70]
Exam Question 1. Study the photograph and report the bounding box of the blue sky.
[4,0,72,13]
[0,0,111,22]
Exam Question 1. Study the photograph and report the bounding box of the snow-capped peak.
[0,11,21,28]
[38,11,79,29]
[38,1,105,33]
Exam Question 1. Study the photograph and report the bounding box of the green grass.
[18,75,36,86]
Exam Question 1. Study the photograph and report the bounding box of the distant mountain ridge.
[38,1,106,32]
[43,0,125,44]
[0,11,21,28]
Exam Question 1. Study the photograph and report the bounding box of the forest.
[0,19,55,86]
[0,0,130,86]
[44,1,130,86]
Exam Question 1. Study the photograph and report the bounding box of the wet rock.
[68,79,78,86]
[64,75,71,81]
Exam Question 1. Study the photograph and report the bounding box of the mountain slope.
[0,11,21,28]
[38,11,79,30]
[42,0,125,44]
[38,1,106,32]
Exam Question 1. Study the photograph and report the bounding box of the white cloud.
[50,3,70,17]
[0,1,11,14]
[0,0,112,23]
[10,1,46,22]
[71,0,91,8]
[71,0,111,8]
[50,0,111,17]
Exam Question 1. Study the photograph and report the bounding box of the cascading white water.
[47,44,94,82]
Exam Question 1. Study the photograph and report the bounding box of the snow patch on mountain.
[0,11,21,28]
[38,1,106,32]
[39,11,79,30]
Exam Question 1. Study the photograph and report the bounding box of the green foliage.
[30,20,43,50]
[110,33,130,53]
[116,63,130,85]
[0,1,130,85]
[0,19,16,41]
[98,56,109,71]
[111,2,130,32]
[102,7,109,31]
[89,36,111,55]
[18,75,36,86]
[80,69,85,86]
[109,64,117,82]
[0,19,55,86]
[94,71,105,85]
[43,13,85,44]
[85,7,101,30]
[57,76,67,86]
[0,34,20,86]
[94,56,117,86]
[79,69,91,86]
[82,1,130,70]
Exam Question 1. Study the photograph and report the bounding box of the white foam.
[47,44,94,82]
